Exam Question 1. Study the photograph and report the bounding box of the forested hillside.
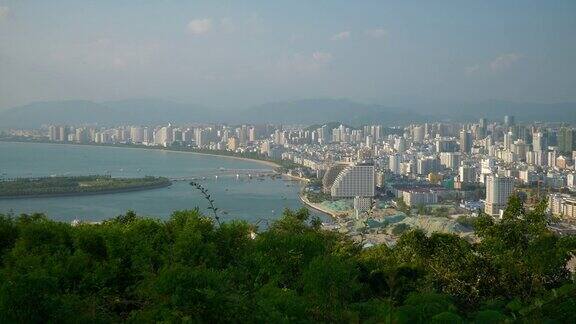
[0,196,575,322]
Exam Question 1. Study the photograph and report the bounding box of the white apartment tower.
[485,174,515,217]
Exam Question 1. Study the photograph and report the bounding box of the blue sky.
[0,0,574,109]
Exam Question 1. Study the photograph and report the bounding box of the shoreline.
[0,139,281,169]
[299,193,340,219]
[0,181,172,200]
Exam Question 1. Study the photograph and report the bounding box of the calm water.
[0,142,323,224]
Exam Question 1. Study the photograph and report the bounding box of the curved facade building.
[322,163,349,193]
[331,163,375,198]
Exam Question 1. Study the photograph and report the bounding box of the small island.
[0,175,171,198]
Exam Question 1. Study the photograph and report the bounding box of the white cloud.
[278,51,333,74]
[312,51,333,64]
[187,18,212,35]
[489,53,522,71]
[0,6,10,21]
[331,31,350,41]
[365,28,387,38]
[466,53,523,75]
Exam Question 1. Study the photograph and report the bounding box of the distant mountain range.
[0,99,221,128]
[0,98,574,128]
[239,99,427,126]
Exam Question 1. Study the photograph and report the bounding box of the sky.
[0,0,575,110]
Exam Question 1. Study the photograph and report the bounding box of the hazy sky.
[0,0,575,109]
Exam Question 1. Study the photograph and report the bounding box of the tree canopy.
[0,196,575,322]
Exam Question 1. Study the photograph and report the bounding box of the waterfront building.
[227,137,239,151]
[195,128,208,148]
[130,126,144,144]
[331,163,375,198]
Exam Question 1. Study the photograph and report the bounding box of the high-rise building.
[440,152,460,170]
[365,135,374,148]
[532,132,546,152]
[558,127,575,154]
[154,125,173,147]
[417,157,441,175]
[485,174,515,216]
[322,163,350,193]
[479,118,487,129]
[248,127,257,142]
[182,129,193,143]
[195,128,208,148]
[260,140,270,155]
[389,154,401,175]
[238,125,248,146]
[435,138,457,153]
[227,137,238,151]
[395,137,406,153]
[503,131,515,150]
[504,115,515,127]
[458,165,476,183]
[459,130,472,154]
[130,126,144,144]
[413,126,425,143]
[331,163,375,198]
[48,125,58,141]
[58,126,67,142]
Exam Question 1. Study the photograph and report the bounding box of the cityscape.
[2,0,576,321]
[3,116,575,243]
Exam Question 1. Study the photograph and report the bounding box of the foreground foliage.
[0,196,575,323]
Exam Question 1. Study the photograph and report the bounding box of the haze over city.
[2,2,576,322]
[1,0,575,113]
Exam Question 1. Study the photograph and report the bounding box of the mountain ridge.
[0,98,574,128]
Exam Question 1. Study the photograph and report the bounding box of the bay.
[0,142,323,224]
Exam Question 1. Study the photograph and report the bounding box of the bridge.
[169,169,278,182]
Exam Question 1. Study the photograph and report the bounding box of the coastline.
[0,139,281,169]
[0,181,172,200]
[299,193,340,219]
